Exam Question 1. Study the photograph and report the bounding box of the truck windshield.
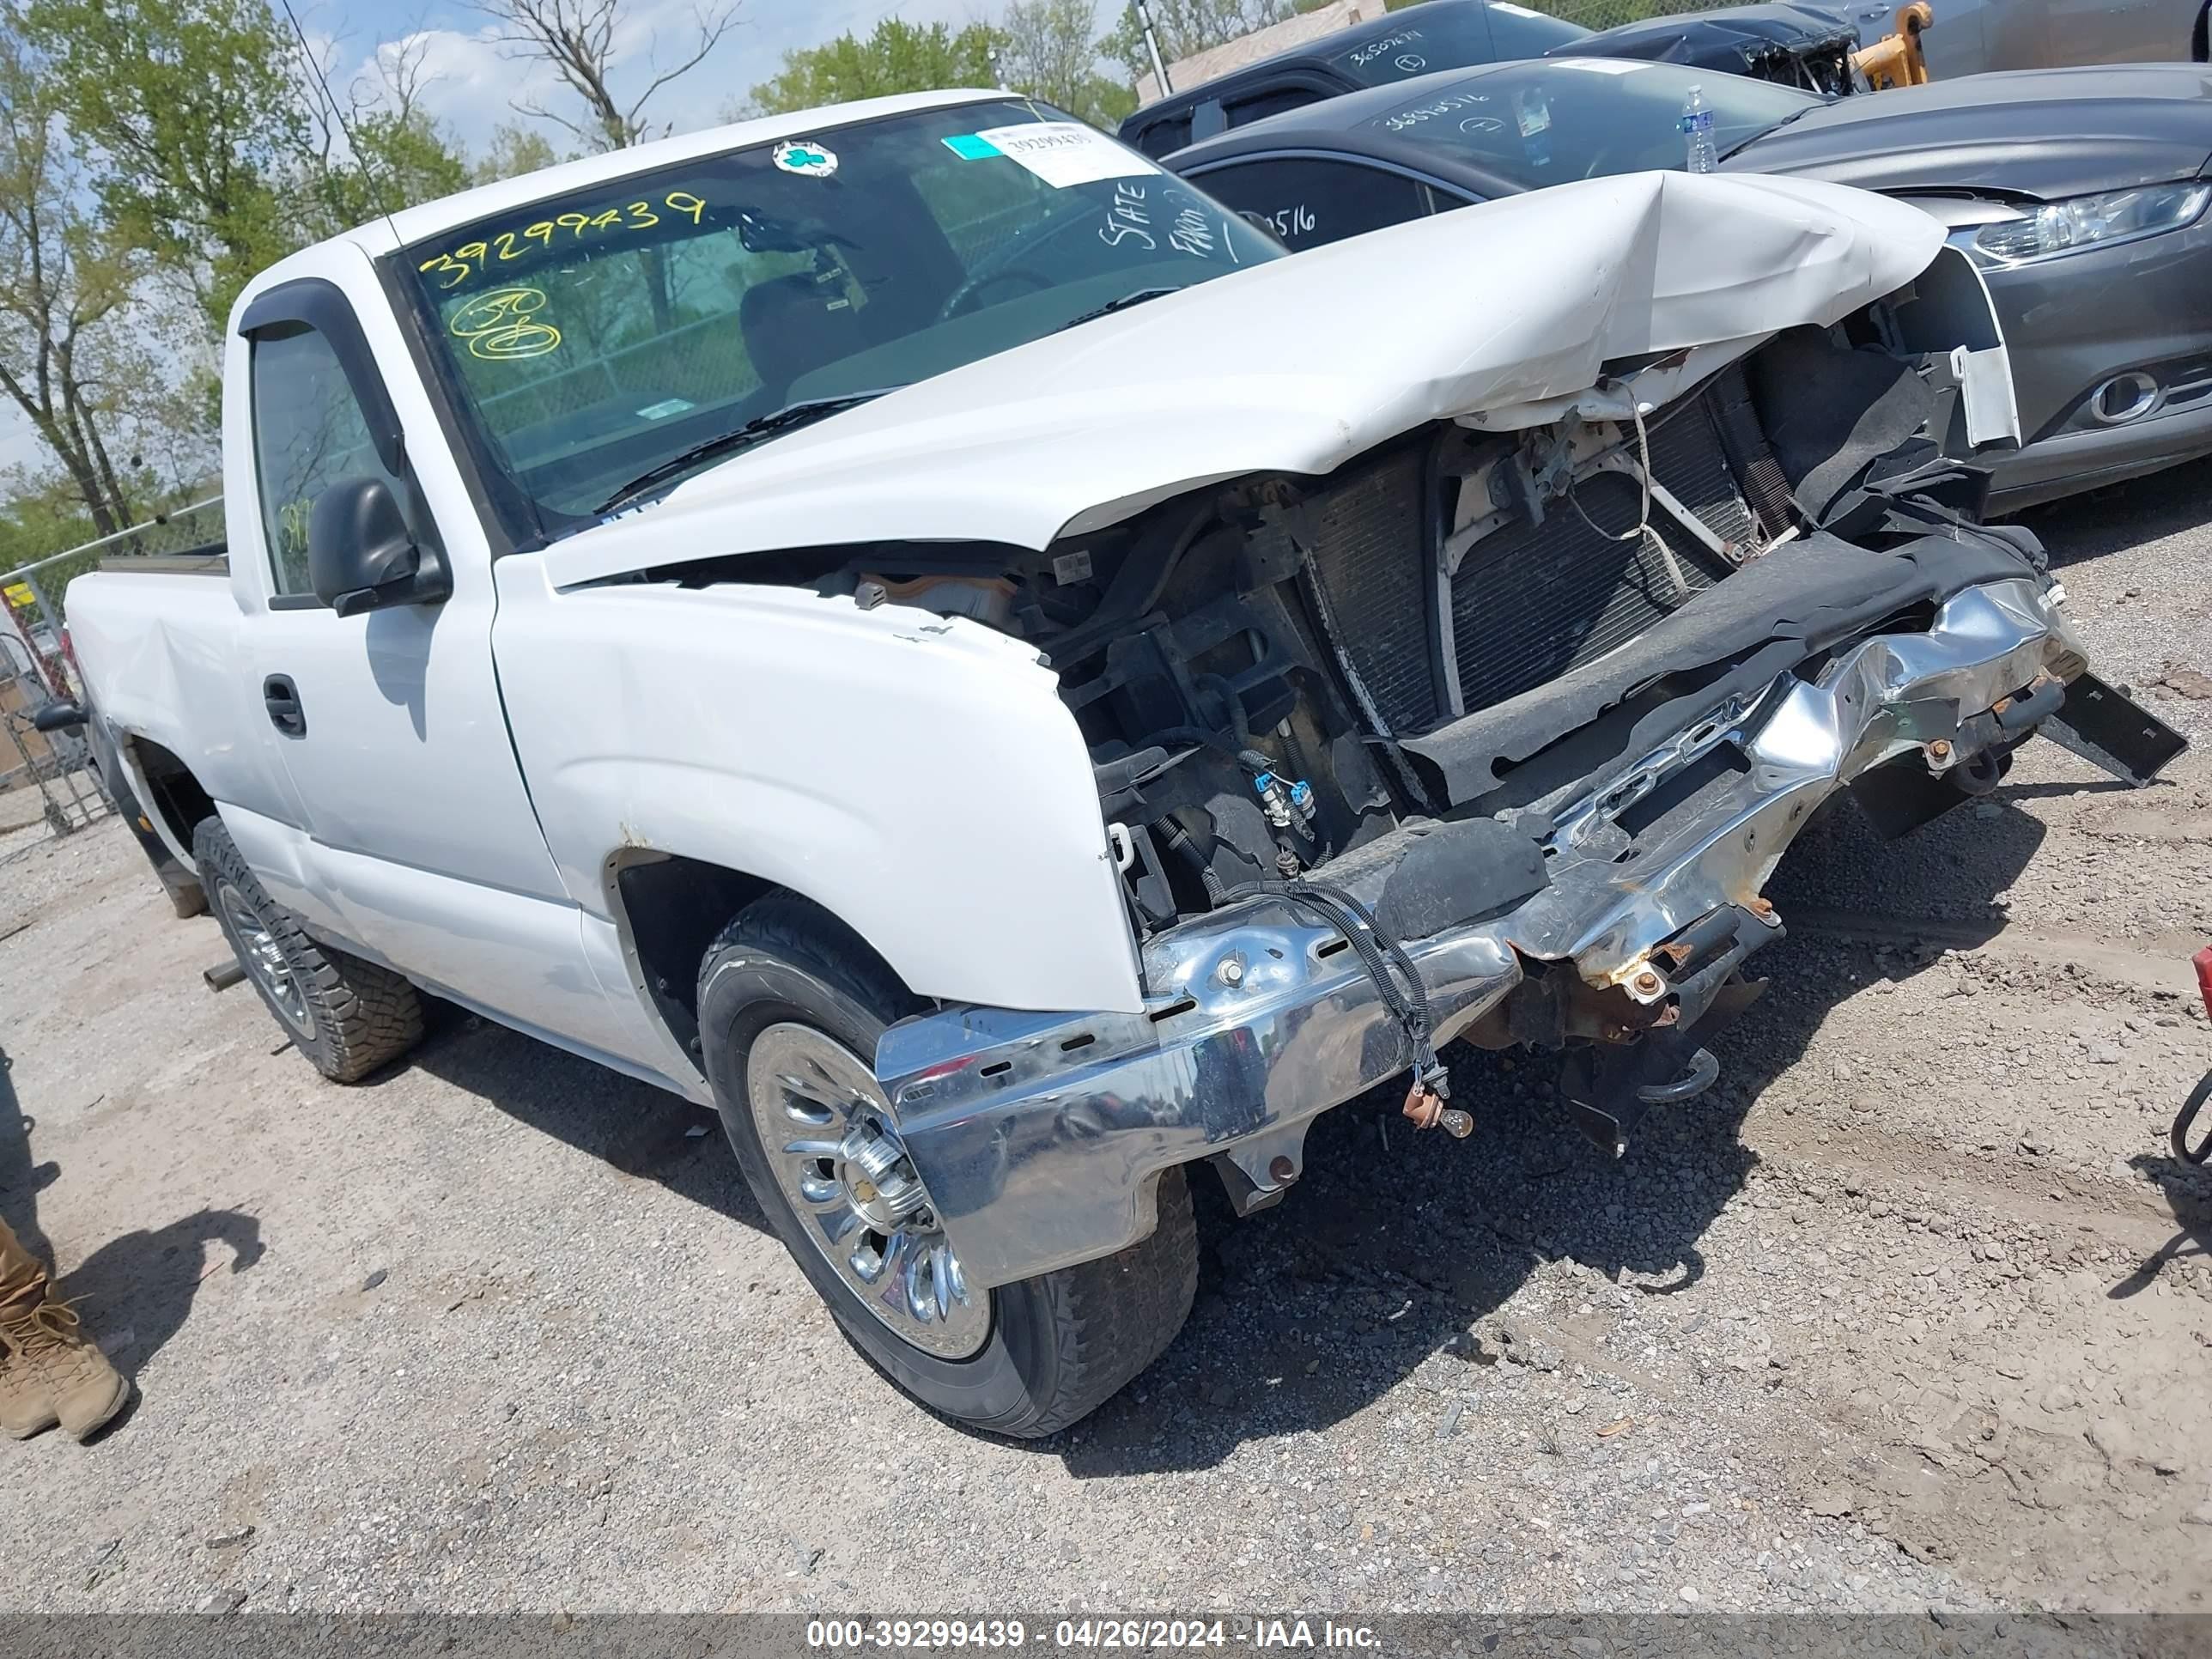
[397,98,1279,539]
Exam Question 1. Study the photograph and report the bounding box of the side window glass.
[1201,158,1428,251]
[1224,88,1325,128]
[249,325,410,599]
[1131,112,1193,158]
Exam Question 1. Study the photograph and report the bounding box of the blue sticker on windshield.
[942,133,1002,161]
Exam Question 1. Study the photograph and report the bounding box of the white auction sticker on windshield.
[971,123,1151,188]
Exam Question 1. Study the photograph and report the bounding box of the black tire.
[699,891,1197,1438]
[193,817,423,1083]
[2175,1071,2212,1166]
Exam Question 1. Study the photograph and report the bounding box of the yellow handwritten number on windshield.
[420,191,716,288]
[449,287,561,362]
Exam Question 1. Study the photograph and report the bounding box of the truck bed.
[96,543,228,577]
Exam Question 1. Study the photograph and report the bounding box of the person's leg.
[0,1215,46,1324]
[0,1218,125,1442]
[0,1216,58,1437]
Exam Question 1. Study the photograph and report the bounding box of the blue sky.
[319,0,1015,150]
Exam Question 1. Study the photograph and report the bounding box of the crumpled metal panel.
[536,170,1949,587]
[1566,3,1862,89]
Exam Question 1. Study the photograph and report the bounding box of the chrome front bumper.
[877,576,2087,1291]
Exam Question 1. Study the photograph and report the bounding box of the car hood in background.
[538,170,1943,591]
[1727,64,2212,200]
[1565,3,1858,82]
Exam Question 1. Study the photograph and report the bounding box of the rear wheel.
[699,892,1197,1437]
[193,817,422,1082]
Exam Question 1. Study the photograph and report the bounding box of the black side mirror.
[308,477,451,618]
[29,699,85,733]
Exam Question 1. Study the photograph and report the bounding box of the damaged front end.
[882,574,2149,1287]
[1566,2,1865,98]
[869,252,2185,1291]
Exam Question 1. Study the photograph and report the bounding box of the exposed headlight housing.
[1972,182,2210,266]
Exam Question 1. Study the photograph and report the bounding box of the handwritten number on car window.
[419,252,470,289]
[421,194,713,289]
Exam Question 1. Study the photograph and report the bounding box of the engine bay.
[617,281,2176,1152]
[814,318,2000,953]
[628,283,2029,983]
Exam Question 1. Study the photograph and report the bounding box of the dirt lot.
[0,464,2208,1616]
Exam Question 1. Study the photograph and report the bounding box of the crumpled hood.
[1562,3,1857,76]
[539,169,1944,590]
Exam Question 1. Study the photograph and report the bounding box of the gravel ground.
[0,462,2207,1617]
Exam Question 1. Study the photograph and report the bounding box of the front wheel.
[698,893,1197,1437]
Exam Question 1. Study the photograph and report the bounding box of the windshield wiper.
[1057,286,1182,333]
[1720,102,1821,162]
[594,390,899,515]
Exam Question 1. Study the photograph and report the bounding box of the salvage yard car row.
[1159,58,2212,511]
[44,67,2191,1440]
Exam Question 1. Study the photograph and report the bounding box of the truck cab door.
[224,250,663,1070]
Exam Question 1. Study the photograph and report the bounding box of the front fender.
[490,560,1145,1017]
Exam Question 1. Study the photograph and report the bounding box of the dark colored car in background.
[1867,0,2202,78]
[1118,0,1860,158]
[1165,59,2212,510]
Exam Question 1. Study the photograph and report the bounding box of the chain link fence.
[0,497,228,858]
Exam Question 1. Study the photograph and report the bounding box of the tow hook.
[1402,1079,1473,1139]
[1562,903,1778,1155]
[1637,1046,1720,1105]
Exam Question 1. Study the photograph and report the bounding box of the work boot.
[0,1299,127,1442]
[0,1346,58,1438]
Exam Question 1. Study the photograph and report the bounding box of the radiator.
[1449,467,1729,714]
[1295,368,1784,736]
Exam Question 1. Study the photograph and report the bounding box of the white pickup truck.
[58,89,2183,1436]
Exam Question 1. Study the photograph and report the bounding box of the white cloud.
[363,22,568,149]
[343,0,1014,151]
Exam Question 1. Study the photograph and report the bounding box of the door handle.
[263,674,306,738]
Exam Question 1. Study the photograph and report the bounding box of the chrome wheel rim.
[746,1022,988,1359]
[217,880,314,1037]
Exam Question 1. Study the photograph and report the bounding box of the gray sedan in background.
[1167,61,2212,510]
[1839,0,2201,77]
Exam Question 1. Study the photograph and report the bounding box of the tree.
[472,123,563,187]
[21,0,301,334]
[0,27,149,536]
[298,34,474,241]
[1000,0,1138,127]
[21,0,475,335]
[746,19,1002,117]
[1100,0,1291,83]
[469,0,742,152]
